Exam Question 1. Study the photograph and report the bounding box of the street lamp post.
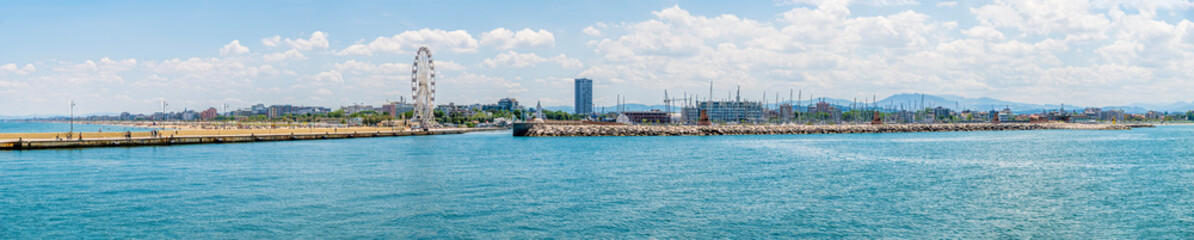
[162,101,168,122]
[69,100,76,135]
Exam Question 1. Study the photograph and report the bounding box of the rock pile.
[522,123,1137,137]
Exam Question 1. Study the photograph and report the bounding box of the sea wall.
[0,128,503,150]
[517,123,1137,137]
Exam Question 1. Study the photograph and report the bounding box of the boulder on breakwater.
[517,123,1139,137]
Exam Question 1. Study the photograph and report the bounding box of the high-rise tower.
[574,78,593,114]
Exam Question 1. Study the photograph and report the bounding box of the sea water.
[2,124,1193,238]
[0,122,157,133]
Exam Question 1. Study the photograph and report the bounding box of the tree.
[843,111,857,122]
[816,112,830,121]
[544,110,577,120]
[328,109,346,118]
[360,114,393,126]
[348,110,380,118]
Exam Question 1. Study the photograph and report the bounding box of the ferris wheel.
[411,46,437,128]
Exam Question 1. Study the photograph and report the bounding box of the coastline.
[67,120,346,130]
[517,123,1144,137]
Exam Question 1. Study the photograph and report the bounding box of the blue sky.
[1,0,1192,115]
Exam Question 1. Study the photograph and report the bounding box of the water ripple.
[2,127,1194,238]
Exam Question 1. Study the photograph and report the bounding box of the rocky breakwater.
[521,123,1136,137]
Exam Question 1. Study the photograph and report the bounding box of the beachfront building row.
[266,105,331,118]
[435,98,525,116]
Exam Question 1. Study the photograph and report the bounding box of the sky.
[1,0,1192,115]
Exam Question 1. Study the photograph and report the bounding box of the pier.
[514,123,1141,137]
[0,127,503,150]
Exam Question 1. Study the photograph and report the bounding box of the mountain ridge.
[542,93,1192,114]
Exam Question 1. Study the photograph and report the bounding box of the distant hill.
[544,93,1192,115]
[877,93,1194,114]
[877,93,1040,112]
[540,106,573,112]
[1110,101,1194,113]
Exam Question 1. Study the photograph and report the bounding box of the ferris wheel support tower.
[411,46,438,129]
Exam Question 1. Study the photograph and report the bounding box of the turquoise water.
[0,122,158,133]
[2,125,1194,238]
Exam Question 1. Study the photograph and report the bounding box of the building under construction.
[682,100,765,124]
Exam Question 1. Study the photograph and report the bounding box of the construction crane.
[663,89,692,118]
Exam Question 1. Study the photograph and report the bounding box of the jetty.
[513,123,1141,137]
[0,127,503,150]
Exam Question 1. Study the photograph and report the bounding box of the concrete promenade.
[0,127,504,150]
[516,123,1141,137]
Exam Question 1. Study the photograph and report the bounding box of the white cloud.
[332,59,380,73]
[284,31,330,51]
[31,58,139,87]
[315,70,344,83]
[435,61,467,71]
[263,49,306,62]
[52,58,137,73]
[481,51,582,69]
[1181,20,1194,44]
[583,26,602,37]
[152,58,226,73]
[135,57,279,92]
[336,29,479,56]
[7,3,1194,115]
[328,59,463,81]
[577,3,1194,106]
[970,0,1111,42]
[866,0,919,6]
[963,26,1006,40]
[262,36,281,47]
[219,40,250,56]
[479,28,556,49]
[0,63,36,75]
[0,79,29,88]
[331,60,409,74]
[149,57,274,77]
[778,0,919,7]
[444,72,528,97]
[1095,0,1194,14]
